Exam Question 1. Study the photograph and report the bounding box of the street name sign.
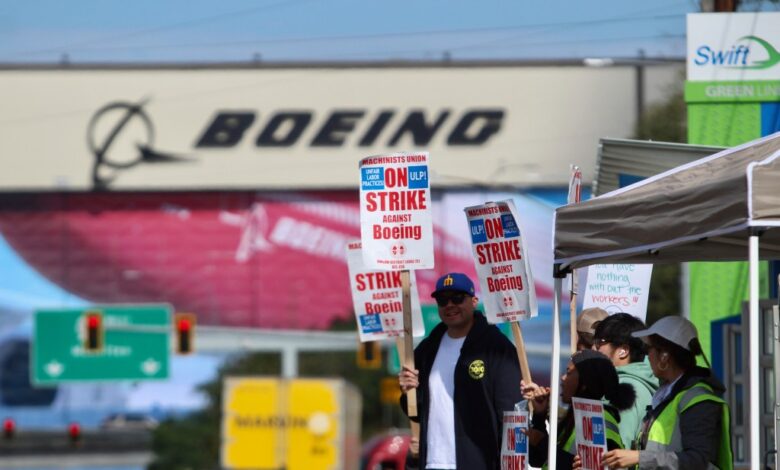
[32,304,171,384]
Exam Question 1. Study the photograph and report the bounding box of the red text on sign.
[384,168,407,188]
[485,217,504,240]
[501,455,526,470]
[373,224,422,240]
[487,275,524,292]
[365,301,402,314]
[355,272,402,291]
[476,239,522,264]
[365,190,427,212]
[577,444,604,469]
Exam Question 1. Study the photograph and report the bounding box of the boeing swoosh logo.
[87,99,193,190]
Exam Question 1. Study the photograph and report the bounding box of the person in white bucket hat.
[600,315,733,470]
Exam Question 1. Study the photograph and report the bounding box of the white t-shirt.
[425,333,466,469]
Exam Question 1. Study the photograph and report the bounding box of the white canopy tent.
[550,131,780,469]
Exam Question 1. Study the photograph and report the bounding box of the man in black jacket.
[399,272,522,470]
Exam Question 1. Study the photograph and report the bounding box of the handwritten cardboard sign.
[583,264,653,322]
[359,152,434,271]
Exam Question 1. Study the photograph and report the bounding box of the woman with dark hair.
[522,349,636,469]
[601,316,733,470]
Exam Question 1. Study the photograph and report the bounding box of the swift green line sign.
[32,305,171,384]
[687,13,780,81]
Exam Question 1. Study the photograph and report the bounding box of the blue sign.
[501,213,520,238]
[359,314,383,333]
[591,416,606,446]
[514,426,527,453]
[361,167,384,190]
[407,165,429,189]
[469,219,487,244]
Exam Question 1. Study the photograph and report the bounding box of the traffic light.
[3,418,15,440]
[174,313,196,355]
[83,311,103,352]
[357,341,382,369]
[68,422,81,446]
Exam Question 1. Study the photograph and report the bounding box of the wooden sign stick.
[511,321,533,413]
[400,270,417,418]
[511,321,532,385]
[395,334,421,453]
[570,269,578,354]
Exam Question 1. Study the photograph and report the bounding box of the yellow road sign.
[221,377,359,470]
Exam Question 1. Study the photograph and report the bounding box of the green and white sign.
[32,304,171,384]
[687,13,780,82]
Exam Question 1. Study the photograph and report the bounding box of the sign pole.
[511,321,534,414]
[395,333,421,455]
[567,165,582,355]
[570,272,578,354]
[400,270,417,418]
[510,321,532,385]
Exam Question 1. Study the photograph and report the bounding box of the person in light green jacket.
[593,313,659,448]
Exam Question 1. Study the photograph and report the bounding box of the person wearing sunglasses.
[399,272,522,470]
[592,313,659,449]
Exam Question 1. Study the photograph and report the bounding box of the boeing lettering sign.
[0,65,683,190]
[195,110,504,149]
[687,13,780,81]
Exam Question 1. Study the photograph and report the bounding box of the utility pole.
[700,0,738,11]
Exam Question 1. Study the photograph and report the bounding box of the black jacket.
[401,312,522,470]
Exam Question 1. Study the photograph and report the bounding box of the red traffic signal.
[3,418,15,440]
[68,422,81,445]
[174,313,196,355]
[84,311,103,352]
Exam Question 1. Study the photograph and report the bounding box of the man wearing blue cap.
[399,272,522,470]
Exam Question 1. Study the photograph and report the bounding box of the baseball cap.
[577,307,609,335]
[431,272,475,297]
[631,316,698,352]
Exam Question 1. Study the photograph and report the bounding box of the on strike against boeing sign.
[572,397,608,470]
[359,152,434,271]
[346,240,425,342]
[464,200,537,323]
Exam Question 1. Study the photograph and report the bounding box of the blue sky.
[6,0,778,63]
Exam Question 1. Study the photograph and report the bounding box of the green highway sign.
[32,305,171,385]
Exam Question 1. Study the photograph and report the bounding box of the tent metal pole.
[549,277,563,469]
[773,300,780,470]
[750,235,760,470]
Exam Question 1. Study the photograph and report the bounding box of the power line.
[6,12,686,59]
[312,33,687,60]
[4,0,315,59]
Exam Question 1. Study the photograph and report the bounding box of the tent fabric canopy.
[554,132,780,271]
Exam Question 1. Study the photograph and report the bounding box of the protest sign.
[359,152,434,271]
[346,241,425,342]
[583,263,653,322]
[464,200,537,323]
[572,397,608,470]
[500,411,529,470]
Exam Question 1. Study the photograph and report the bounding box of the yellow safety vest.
[637,382,733,470]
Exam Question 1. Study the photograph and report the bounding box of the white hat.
[631,316,698,352]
